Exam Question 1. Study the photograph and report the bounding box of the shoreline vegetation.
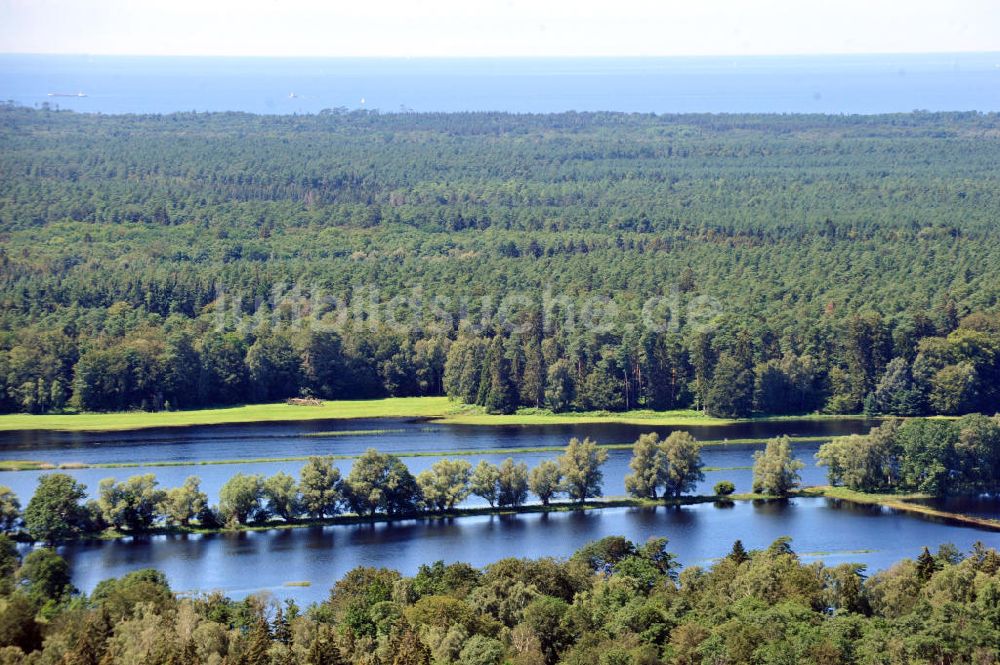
[0,396,880,433]
[30,489,1000,545]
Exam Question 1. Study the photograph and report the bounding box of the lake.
[0,417,880,503]
[2,53,999,115]
[55,498,998,605]
[2,417,996,603]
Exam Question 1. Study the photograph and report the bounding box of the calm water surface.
[0,418,877,503]
[53,498,998,605]
[4,417,996,602]
[0,417,877,463]
[0,446,830,507]
[3,54,999,114]
[906,496,1000,521]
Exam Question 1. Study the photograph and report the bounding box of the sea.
[1,52,999,115]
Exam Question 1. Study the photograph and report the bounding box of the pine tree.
[728,540,749,564]
[242,615,272,665]
[273,605,291,645]
[480,336,517,414]
[63,607,112,665]
[306,625,346,665]
[689,331,716,412]
[916,546,937,582]
[706,352,754,418]
[520,343,545,408]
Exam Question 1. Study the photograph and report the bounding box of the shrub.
[713,481,735,496]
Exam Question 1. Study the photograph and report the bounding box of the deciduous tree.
[558,437,608,503]
[23,473,89,543]
[416,459,472,511]
[218,473,266,525]
[528,461,562,506]
[751,436,804,496]
[470,461,501,508]
[299,456,343,518]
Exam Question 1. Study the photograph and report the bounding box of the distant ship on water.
[48,91,87,98]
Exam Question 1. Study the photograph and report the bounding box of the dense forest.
[0,532,997,664]
[2,106,1000,417]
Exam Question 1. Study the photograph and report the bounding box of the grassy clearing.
[0,397,453,432]
[801,486,1000,531]
[0,396,870,433]
[0,399,790,433]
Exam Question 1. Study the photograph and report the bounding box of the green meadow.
[0,397,754,432]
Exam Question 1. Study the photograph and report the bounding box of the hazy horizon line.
[3,50,999,60]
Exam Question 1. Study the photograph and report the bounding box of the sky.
[1,0,998,58]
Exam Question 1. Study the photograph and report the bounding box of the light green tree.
[17,547,74,603]
[660,431,704,498]
[23,474,89,543]
[558,437,608,503]
[528,460,562,506]
[0,487,21,532]
[344,448,420,516]
[298,456,342,518]
[752,436,805,496]
[161,476,207,527]
[497,457,529,507]
[218,473,266,524]
[459,635,505,665]
[97,474,166,532]
[416,459,472,511]
[624,432,667,499]
[470,460,501,508]
[263,472,300,521]
[714,480,736,497]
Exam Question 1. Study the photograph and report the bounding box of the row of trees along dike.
[8,411,994,544]
[0,531,997,664]
[0,433,811,543]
